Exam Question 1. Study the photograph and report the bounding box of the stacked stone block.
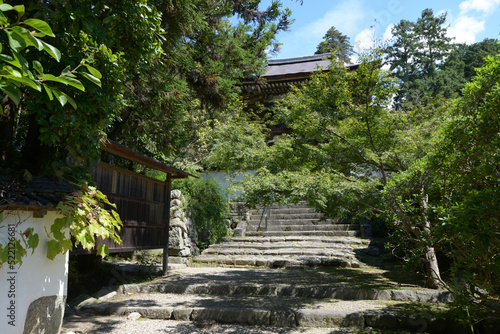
[168,190,199,265]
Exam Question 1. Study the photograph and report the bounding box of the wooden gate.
[72,140,191,274]
[91,162,168,252]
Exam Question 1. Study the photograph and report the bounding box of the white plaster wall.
[0,210,68,334]
[201,170,255,199]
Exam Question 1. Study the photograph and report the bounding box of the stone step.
[192,254,359,269]
[245,230,361,237]
[208,240,368,250]
[249,207,319,216]
[247,224,360,232]
[248,212,323,220]
[200,247,356,258]
[247,218,323,227]
[78,265,457,332]
[118,276,452,303]
[228,236,373,245]
[247,218,351,225]
[80,292,459,332]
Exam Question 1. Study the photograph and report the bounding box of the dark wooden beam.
[101,140,193,179]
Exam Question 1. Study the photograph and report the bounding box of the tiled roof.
[264,54,332,78]
[0,174,73,211]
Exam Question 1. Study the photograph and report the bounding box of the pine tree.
[315,26,354,63]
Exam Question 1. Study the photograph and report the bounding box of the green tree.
[240,51,447,287]
[386,46,500,325]
[315,26,354,63]
[104,0,293,172]
[0,3,122,263]
[437,38,499,97]
[386,9,454,108]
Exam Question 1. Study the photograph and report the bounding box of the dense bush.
[173,178,230,249]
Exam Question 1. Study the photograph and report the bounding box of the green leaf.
[51,88,77,109]
[43,84,54,100]
[0,53,22,69]
[33,60,43,75]
[61,65,72,75]
[0,4,14,12]
[23,18,55,37]
[79,71,101,87]
[65,93,77,109]
[0,81,21,105]
[42,73,85,91]
[57,76,85,91]
[6,30,26,52]
[84,64,102,79]
[12,50,29,73]
[1,65,22,77]
[27,233,39,255]
[50,217,67,240]
[4,75,41,91]
[40,40,61,62]
[11,26,43,50]
[46,240,60,260]
[96,244,109,258]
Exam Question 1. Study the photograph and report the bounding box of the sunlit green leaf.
[4,75,41,91]
[0,53,21,68]
[33,60,43,75]
[43,84,54,100]
[40,40,61,62]
[23,18,55,37]
[79,71,101,87]
[11,26,43,50]
[6,30,26,52]
[84,64,102,79]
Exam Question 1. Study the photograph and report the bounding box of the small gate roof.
[101,140,193,179]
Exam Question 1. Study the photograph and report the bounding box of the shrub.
[173,178,230,249]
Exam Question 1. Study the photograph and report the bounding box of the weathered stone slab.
[296,309,364,328]
[173,307,193,321]
[270,310,297,327]
[192,308,270,326]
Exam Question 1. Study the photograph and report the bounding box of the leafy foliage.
[315,26,354,63]
[104,0,294,172]
[173,178,230,249]
[385,9,454,108]
[0,1,102,172]
[54,183,122,259]
[240,50,448,287]
[384,45,500,325]
[0,6,120,265]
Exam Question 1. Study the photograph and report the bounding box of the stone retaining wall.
[168,190,199,265]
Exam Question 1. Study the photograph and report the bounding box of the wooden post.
[162,173,172,275]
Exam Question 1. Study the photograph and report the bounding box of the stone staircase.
[75,267,462,333]
[193,204,375,268]
[71,204,472,333]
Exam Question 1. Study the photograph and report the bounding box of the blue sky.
[260,0,500,59]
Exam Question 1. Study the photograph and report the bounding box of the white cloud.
[448,15,485,43]
[446,0,500,44]
[302,0,366,40]
[354,28,375,52]
[459,0,500,14]
[382,24,394,43]
[279,0,366,57]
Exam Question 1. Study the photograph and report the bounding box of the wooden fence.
[71,140,191,273]
[90,162,170,253]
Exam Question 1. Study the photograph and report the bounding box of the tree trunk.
[424,245,443,289]
[421,192,443,289]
